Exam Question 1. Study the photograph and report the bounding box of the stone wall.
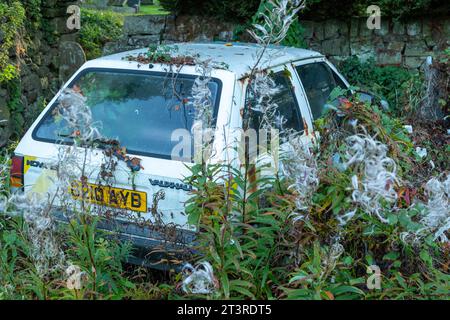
[302,17,450,68]
[103,15,235,55]
[0,0,85,146]
[104,14,450,70]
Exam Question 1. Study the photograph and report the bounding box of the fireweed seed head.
[191,58,214,127]
[416,174,450,243]
[248,0,306,45]
[66,264,86,290]
[281,134,319,221]
[181,261,217,294]
[343,133,398,224]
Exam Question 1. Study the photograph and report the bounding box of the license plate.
[69,181,147,213]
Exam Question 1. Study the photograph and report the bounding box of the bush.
[20,0,42,31]
[0,1,25,83]
[5,79,25,140]
[281,19,307,49]
[160,0,450,21]
[338,56,417,114]
[302,0,450,20]
[79,8,124,60]
[233,2,307,48]
[159,0,261,22]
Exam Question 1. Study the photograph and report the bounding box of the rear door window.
[33,69,222,160]
[246,70,304,135]
[296,62,345,120]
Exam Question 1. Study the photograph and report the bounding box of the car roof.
[96,42,324,78]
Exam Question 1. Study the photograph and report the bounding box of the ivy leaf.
[383,251,399,261]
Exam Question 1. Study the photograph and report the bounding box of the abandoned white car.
[11,42,383,267]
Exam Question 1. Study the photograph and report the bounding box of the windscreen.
[33,69,221,160]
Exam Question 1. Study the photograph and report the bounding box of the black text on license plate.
[69,181,147,213]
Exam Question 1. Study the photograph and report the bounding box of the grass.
[81,2,169,16]
[138,5,170,15]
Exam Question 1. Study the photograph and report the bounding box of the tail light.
[10,155,24,190]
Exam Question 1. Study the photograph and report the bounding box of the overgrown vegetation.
[339,48,450,120]
[180,89,449,300]
[79,8,124,60]
[0,1,25,83]
[0,0,448,300]
[302,0,450,20]
[20,0,43,32]
[159,0,261,21]
[4,79,24,140]
[160,0,450,21]
[0,0,44,82]
[233,1,307,48]
[0,0,46,144]
[338,57,416,114]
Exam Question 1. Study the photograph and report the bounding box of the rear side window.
[246,70,304,134]
[332,69,347,89]
[296,62,345,120]
[33,69,221,160]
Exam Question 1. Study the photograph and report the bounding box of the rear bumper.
[52,211,197,270]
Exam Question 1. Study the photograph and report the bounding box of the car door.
[241,64,313,173]
[291,59,349,122]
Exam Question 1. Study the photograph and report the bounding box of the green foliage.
[339,56,418,114]
[0,1,25,83]
[0,0,41,142]
[20,0,42,32]
[283,242,366,300]
[233,1,307,48]
[146,44,175,63]
[302,0,450,20]
[184,163,292,299]
[159,0,261,22]
[182,96,449,300]
[160,0,449,21]
[0,213,135,300]
[183,161,449,299]
[79,8,124,60]
[0,65,20,83]
[281,20,307,49]
[62,215,135,299]
[365,0,449,19]
[5,78,25,139]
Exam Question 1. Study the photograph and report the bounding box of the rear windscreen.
[33,69,221,160]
